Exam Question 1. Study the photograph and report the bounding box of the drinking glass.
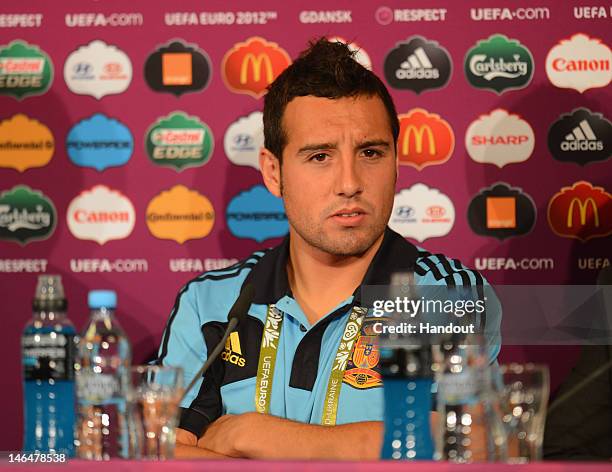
[498,363,549,463]
[128,365,183,459]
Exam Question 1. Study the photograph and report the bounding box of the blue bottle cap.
[88,290,117,309]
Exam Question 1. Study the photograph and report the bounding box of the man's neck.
[286,230,384,326]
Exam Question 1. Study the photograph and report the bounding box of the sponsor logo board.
[468,183,536,239]
[547,181,611,241]
[466,109,534,167]
[67,185,135,244]
[66,113,133,171]
[389,183,455,242]
[0,40,53,99]
[226,184,287,242]
[224,111,263,170]
[464,34,534,93]
[222,37,291,98]
[0,114,54,171]
[384,36,451,93]
[0,185,56,245]
[548,108,611,166]
[64,40,131,99]
[144,40,211,96]
[397,108,454,169]
[146,185,215,243]
[546,33,611,93]
[145,112,213,171]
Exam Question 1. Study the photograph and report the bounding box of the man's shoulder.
[177,250,268,314]
[413,247,487,287]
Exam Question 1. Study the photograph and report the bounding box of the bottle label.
[22,332,74,381]
[76,373,121,402]
[438,370,481,405]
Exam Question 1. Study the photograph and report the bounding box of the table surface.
[1,460,611,471]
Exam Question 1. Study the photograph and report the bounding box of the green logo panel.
[465,35,534,94]
[0,185,57,245]
[0,40,53,99]
[145,111,214,171]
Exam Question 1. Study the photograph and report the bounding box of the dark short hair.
[263,38,400,162]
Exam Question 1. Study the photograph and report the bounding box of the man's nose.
[335,155,363,198]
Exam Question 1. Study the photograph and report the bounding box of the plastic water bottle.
[379,272,434,460]
[75,290,131,459]
[22,275,76,455]
[433,335,507,462]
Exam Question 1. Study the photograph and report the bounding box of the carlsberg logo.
[465,34,534,93]
[0,185,56,244]
[469,54,528,80]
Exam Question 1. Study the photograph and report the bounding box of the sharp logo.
[548,108,611,166]
[547,181,611,241]
[222,332,246,367]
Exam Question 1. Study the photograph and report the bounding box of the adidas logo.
[221,331,246,367]
[396,47,440,80]
[561,119,604,152]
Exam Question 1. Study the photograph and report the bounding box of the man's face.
[276,94,397,257]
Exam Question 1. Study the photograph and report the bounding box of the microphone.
[179,283,255,403]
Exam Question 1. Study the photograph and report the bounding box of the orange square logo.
[486,197,516,228]
[162,53,192,85]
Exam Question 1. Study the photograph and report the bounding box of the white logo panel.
[389,183,455,242]
[224,111,263,170]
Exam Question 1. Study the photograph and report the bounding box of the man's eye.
[310,153,328,162]
[363,149,382,158]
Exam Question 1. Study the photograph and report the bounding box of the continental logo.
[547,181,611,242]
[222,331,246,367]
[397,108,454,169]
[221,37,291,98]
[146,185,214,243]
[0,114,54,172]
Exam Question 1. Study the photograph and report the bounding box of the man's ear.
[259,147,282,197]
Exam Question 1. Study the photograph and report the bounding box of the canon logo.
[73,210,130,223]
[552,58,610,72]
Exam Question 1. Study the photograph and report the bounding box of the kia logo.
[104,62,122,74]
[426,205,445,217]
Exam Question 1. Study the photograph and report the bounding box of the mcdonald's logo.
[397,108,454,169]
[547,181,611,242]
[567,197,599,228]
[222,37,291,98]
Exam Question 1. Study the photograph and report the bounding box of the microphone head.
[228,283,255,323]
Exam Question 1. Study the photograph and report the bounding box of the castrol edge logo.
[67,185,135,244]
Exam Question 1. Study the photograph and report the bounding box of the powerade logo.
[468,183,536,240]
[465,35,533,94]
[144,39,211,96]
[384,36,451,93]
[0,185,56,245]
[66,113,133,171]
[548,108,611,166]
[226,185,287,242]
[0,40,53,99]
[145,112,213,171]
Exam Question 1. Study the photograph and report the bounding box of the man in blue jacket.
[158,38,501,459]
